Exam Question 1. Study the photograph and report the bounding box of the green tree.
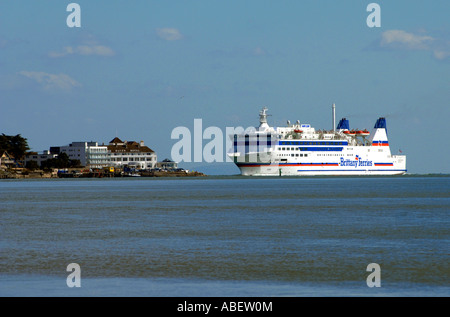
[69,159,82,168]
[40,152,82,169]
[0,133,30,162]
[25,160,39,170]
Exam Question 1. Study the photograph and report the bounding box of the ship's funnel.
[369,117,390,153]
[374,117,387,133]
[337,118,349,130]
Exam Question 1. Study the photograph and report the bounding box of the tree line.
[39,153,82,169]
[1,133,81,169]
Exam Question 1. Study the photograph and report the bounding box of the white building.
[108,137,157,170]
[24,150,58,167]
[58,141,110,169]
[156,158,178,170]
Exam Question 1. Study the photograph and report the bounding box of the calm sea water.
[0,175,449,297]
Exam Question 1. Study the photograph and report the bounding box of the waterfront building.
[156,158,178,170]
[0,150,17,169]
[24,150,58,167]
[52,141,110,169]
[107,137,157,170]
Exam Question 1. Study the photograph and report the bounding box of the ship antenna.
[332,103,336,132]
[259,106,271,129]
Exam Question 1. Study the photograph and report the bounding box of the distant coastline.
[1,169,448,180]
[0,167,206,179]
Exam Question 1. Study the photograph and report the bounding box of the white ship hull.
[234,154,406,176]
[237,163,407,176]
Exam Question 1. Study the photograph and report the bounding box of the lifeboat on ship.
[294,129,303,133]
[348,130,356,135]
[343,130,351,134]
[358,129,370,136]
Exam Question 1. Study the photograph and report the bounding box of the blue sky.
[1,1,449,174]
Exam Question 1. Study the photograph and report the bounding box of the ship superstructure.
[228,105,406,176]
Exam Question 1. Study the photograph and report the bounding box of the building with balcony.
[51,141,110,169]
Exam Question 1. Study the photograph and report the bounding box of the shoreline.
[0,168,207,179]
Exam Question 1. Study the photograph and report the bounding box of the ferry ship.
[228,105,406,176]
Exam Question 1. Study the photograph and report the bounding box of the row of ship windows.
[317,154,341,156]
[278,154,308,157]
